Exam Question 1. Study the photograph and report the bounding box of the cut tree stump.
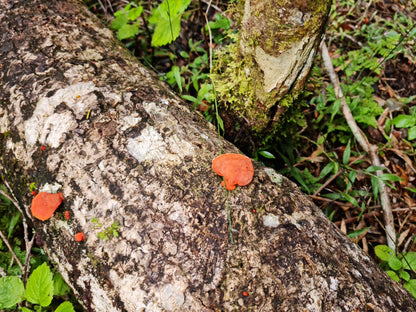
[0,0,415,311]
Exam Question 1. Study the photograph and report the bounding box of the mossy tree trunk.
[1,0,415,311]
[212,0,331,140]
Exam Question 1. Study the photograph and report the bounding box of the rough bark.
[211,0,331,135]
[0,0,415,311]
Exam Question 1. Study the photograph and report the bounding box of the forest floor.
[90,0,416,259]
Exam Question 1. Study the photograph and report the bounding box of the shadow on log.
[0,0,415,311]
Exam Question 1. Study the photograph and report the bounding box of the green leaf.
[149,0,192,47]
[110,12,128,30]
[347,227,370,238]
[216,114,224,133]
[318,162,336,180]
[374,244,395,261]
[340,192,359,207]
[404,279,416,298]
[20,308,34,312]
[365,165,386,173]
[25,263,54,307]
[402,251,416,271]
[128,6,143,20]
[207,14,231,30]
[391,115,416,128]
[378,173,403,182]
[386,270,400,282]
[388,256,402,271]
[55,301,75,312]
[171,66,182,93]
[408,126,416,140]
[370,175,379,201]
[117,24,139,40]
[182,94,198,103]
[53,273,70,297]
[400,270,411,282]
[0,276,25,309]
[259,151,275,159]
[343,140,351,165]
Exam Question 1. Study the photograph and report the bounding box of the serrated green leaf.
[117,24,139,40]
[0,276,25,309]
[391,115,416,128]
[55,301,75,312]
[25,263,54,307]
[404,279,416,297]
[386,270,400,282]
[402,251,416,271]
[20,307,33,312]
[128,6,143,20]
[388,256,402,271]
[149,0,191,46]
[110,13,128,30]
[374,244,395,261]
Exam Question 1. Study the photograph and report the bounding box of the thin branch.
[204,0,213,70]
[0,229,25,273]
[1,182,33,279]
[320,40,396,251]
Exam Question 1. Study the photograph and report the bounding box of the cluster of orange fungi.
[212,153,254,190]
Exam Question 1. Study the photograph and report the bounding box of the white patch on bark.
[160,283,186,311]
[263,213,281,227]
[24,82,98,147]
[264,167,283,185]
[121,114,142,131]
[255,36,315,93]
[127,126,169,162]
[127,125,194,164]
[76,270,118,312]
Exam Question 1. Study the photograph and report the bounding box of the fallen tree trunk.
[0,0,415,311]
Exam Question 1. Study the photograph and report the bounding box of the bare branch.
[320,40,397,251]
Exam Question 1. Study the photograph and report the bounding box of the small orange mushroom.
[30,192,64,221]
[212,153,254,190]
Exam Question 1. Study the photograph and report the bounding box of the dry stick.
[320,40,396,251]
[0,186,34,279]
[0,229,25,273]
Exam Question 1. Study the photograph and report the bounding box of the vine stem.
[320,40,396,251]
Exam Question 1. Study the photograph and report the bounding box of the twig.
[204,0,213,70]
[1,183,33,279]
[0,229,25,273]
[313,169,343,196]
[320,40,397,251]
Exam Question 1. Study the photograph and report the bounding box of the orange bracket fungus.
[75,232,85,242]
[30,192,64,221]
[212,153,254,190]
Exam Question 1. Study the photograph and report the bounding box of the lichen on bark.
[211,0,331,135]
